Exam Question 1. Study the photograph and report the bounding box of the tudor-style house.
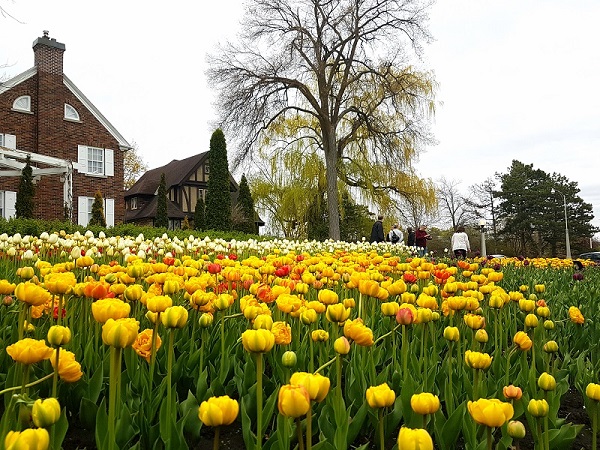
[124,152,264,231]
[0,32,131,225]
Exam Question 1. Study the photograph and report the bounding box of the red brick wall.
[0,48,126,223]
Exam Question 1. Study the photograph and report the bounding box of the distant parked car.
[488,254,506,259]
[577,252,600,262]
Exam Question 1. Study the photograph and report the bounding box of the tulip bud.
[537,372,556,391]
[503,385,523,401]
[278,384,310,418]
[198,313,214,328]
[253,314,273,330]
[396,307,413,325]
[47,326,71,346]
[2,295,13,306]
[586,383,600,401]
[333,336,350,355]
[527,399,549,417]
[4,428,50,450]
[543,340,558,353]
[281,351,297,368]
[544,320,555,330]
[524,313,539,328]
[366,383,396,408]
[311,329,329,342]
[32,398,61,428]
[507,420,526,439]
[161,305,188,328]
[475,329,488,344]
[443,326,460,342]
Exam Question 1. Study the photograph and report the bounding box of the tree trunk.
[324,134,341,241]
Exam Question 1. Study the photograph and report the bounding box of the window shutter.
[5,134,16,150]
[4,191,16,218]
[78,196,88,226]
[105,198,115,227]
[77,145,88,173]
[104,149,114,176]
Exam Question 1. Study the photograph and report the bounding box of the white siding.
[4,134,17,150]
[4,191,16,219]
[105,198,114,227]
[104,149,114,177]
[77,145,88,173]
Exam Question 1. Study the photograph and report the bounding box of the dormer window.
[12,96,31,112]
[64,104,80,121]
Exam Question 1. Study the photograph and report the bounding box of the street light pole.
[479,219,487,258]
[552,188,571,259]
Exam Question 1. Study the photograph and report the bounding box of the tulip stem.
[57,293,64,326]
[373,323,402,346]
[256,352,264,450]
[0,372,53,396]
[213,426,220,450]
[108,346,122,450]
[378,408,385,450]
[486,426,492,450]
[447,342,454,415]
[314,356,336,374]
[52,345,61,397]
[336,355,342,399]
[591,400,597,450]
[20,363,30,395]
[306,403,312,450]
[18,302,27,340]
[166,329,175,444]
[295,418,305,450]
[220,312,226,378]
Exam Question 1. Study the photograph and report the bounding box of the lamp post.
[479,219,487,258]
[551,188,571,259]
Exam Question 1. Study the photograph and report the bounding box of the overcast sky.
[2,0,599,233]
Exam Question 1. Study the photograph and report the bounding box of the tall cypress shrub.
[155,172,169,228]
[205,129,232,231]
[194,197,206,231]
[16,155,35,218]
[89,191,107,227]
[235,174,257,234]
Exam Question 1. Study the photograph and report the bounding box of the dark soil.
[61,389,593,450]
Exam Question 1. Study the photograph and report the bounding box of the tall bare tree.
[207,0,436,239]
[465,177,499,235]
[436,177,474,230]
[123,140,149,190]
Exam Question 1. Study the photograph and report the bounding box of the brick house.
[124,152,264,231]
[0,32,131,226]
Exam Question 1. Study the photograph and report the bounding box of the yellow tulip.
[467,398,514,428]
[381,301,400,317]
[317,289,338,305]
[47,325,71,346]
[161,305,188,329]
[475,329,488,344]
[527,399,549,417]
[464,350,492,370]
[198,395,239,426]
[463,313,486,330]
[568,306,585,325]
[343,319,374,346]
[0,279,16,294]
[513,331,533,351]
[290,372,330,403]
[101,318,139,348]
[241,329,275,353]
[32,398,61,428]
[123,284,144,302]
[410,392,440,415]
[358,279,380,297]
[146,295,173,313]
[15,282,52,306]
[507,420,526,439]
[537,372,556,391]
[586,383,600,401]
[333,336,351,355]
[278,384,310,418]
[271,321,292,345]
[524,313,539,328]
[50,349,83,383]
[443,326,460,342]
[253,314,273,330]
[6,338,53,365]
[311,329,329,342]
[91,298,131,323]
[325,303,351,323]
[44,272,76,295]
[132,329,162,363]
[4,428,50,450]
[397,427,433,450]
[366,383,396,408]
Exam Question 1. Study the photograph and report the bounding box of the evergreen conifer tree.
[205,129,232,231]
[194,197,206,231]
[235,174,257,234]
[89,191,107,227]
[155,173,169,228]
[16,155,35,218]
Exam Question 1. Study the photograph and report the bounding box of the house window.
[64,104,80,121]
[13,96,31,112]
[0,133,17,149]
[78,196,115,227]
[77,145,114,177]
[198,188,205,201]
[0,191,17,219]
[205,164,210,174]
[130,197,138,210]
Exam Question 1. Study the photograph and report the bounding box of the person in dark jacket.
[406,227,416,247]
[370,215,385,243]
[415,225,432,256]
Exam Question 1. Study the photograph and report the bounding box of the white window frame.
[12,96,31,112]
[130,197,138,210]
[77,196,115,227]
[77,145,114,177]
[0,133,17,149]
[0,191,17,219]
[64,104,80,121]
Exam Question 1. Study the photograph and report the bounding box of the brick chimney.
[32,30,66,75]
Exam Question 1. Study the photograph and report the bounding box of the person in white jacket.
[451,225,470,259]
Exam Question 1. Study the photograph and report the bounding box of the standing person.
[415,225,432,256]
[451,225,470,259]
[388,223,403,244]
[370,215,385,243]
[406,227,416,247]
